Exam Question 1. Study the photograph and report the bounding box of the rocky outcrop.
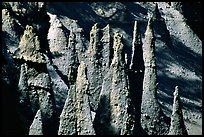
[12,6,58,133]
[94,32,135,135]
[2,2,198,135]
[168,86,188,135]
[16,57,58,135]
[13,24,56,135]
[58,85,77,135]
[85,23,112,113]
[29,109,43,135]
[109,32,135,135]
[140,16,169,135]
[2,8,22,54]
[100,24,112,76]
[3,2,50,54]
[47,13,68,74]
[58,62,95,135]
[86,23,103,112]
[75,61,96,135]
[13,25,48,64]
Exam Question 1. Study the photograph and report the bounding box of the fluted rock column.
[86,23,103,112]
[141,16,169,135]
[76,61,96,135]
[93,71,112,135]
[168,86,188,135]
[14,25,57,135]
[58,61,96,135]
[18,63,29,104]
[58,85,77,135]
[109,32,135,135]
[101,24,112,73]
[92,25,112,134]
[13,25,48,63]
[94,32,135,135]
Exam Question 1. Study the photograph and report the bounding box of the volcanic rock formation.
[2,2,201,135]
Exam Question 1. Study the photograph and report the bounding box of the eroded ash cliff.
[2,2,202,135]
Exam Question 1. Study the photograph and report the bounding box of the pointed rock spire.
[168,86,188,135]
[58,85,77,135]
[18,63,28,103]
[93,71,112,135]
[29,109,43,135]
[24,62,58,135]
[141,16,169,135]
[76,61,95,135]
[143,16,155,68]
[86,23,103,111]
[108,32,135,135]
[129,21,144,71]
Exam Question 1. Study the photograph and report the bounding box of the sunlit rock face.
[2,2,201,135]
[168,86,188,135]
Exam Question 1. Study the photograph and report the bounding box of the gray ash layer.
[2,2,202,135]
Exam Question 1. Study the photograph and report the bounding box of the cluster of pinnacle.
[11,2,188,135]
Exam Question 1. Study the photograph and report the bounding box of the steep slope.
[1,2,202,135]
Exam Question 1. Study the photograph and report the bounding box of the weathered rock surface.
[141,16,169,135]
[75,61,96,135]
[168,86,188,135]
[2,8,22,54]
[94,32,135,135]
[9,3,58,134]
[58,85,77,135]
[109,32,135,135]
[17,61,58,135]
[67,31,79,86]
[100,24,112,77]
[2,2,46,20]
[93,71,112,135]
[85,23,103,112]
[13,25,48,64]
[2,2,201,135]
[85,23,112,112]
[29,109,43,135]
